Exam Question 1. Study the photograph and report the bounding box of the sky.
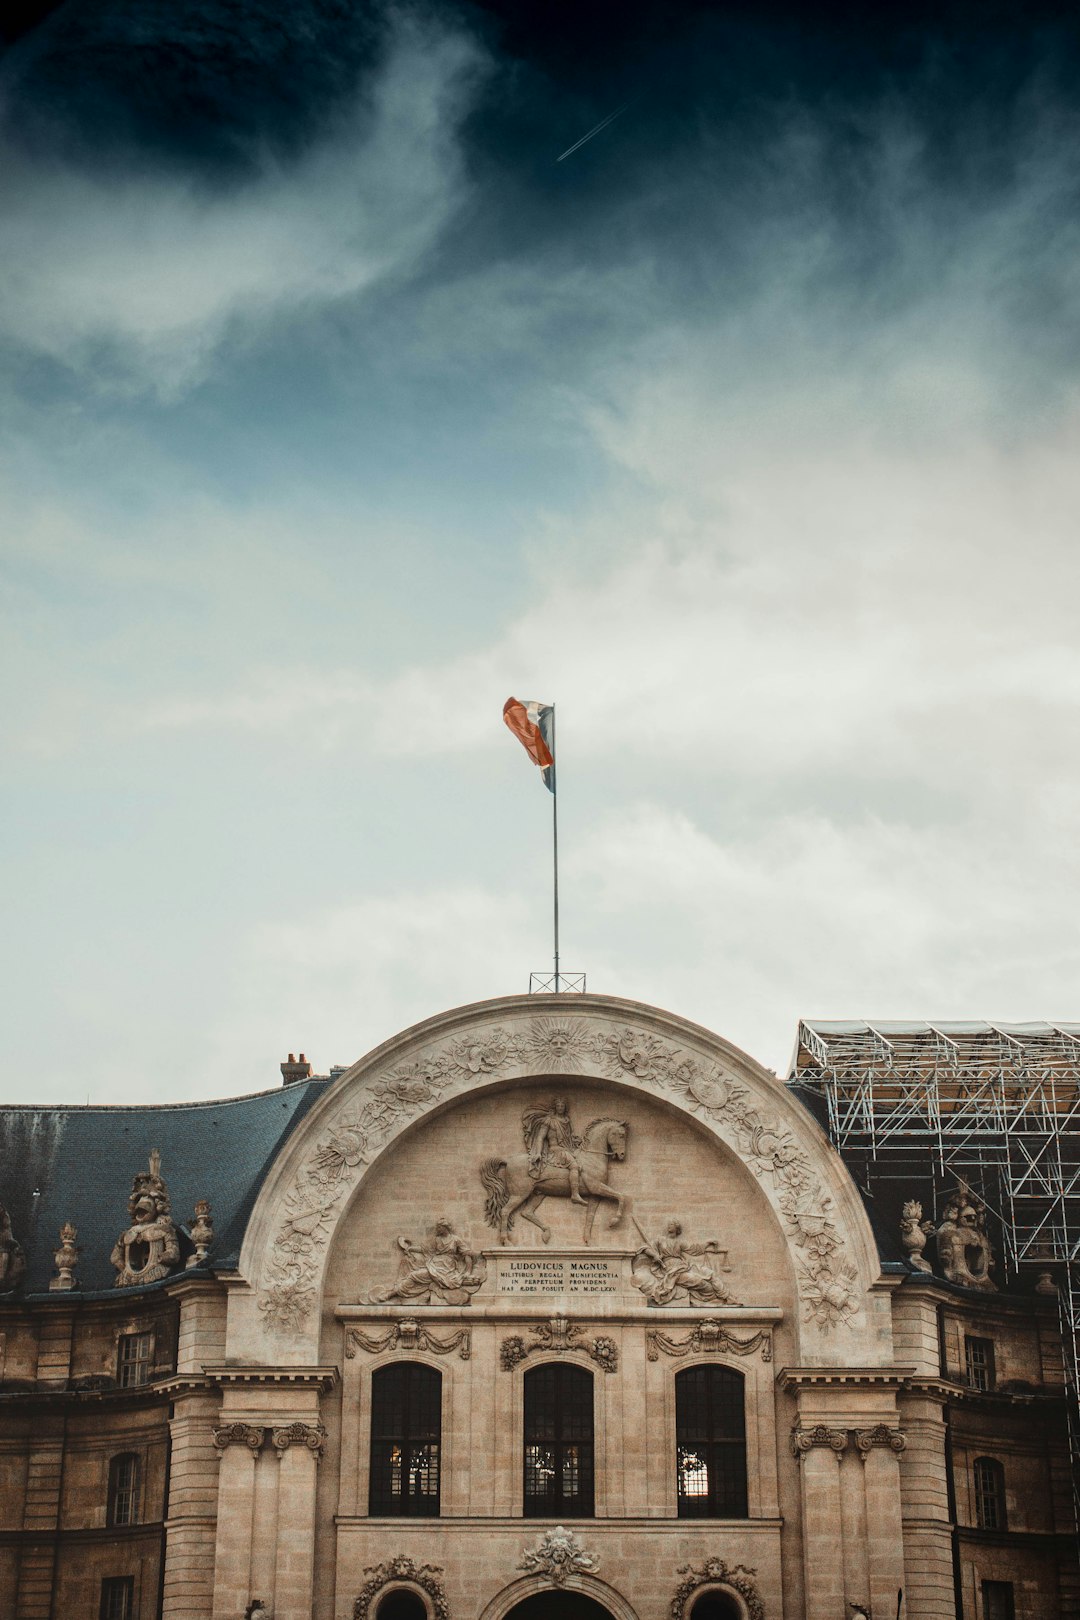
[3,0,1080,1105]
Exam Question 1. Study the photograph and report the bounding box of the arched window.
[107,1452,140,1527]
[375,1592,428,1620]
[675,1365,748,1518]
[369,1363,441,1517]
[973,1456,1007,1530]
[689,1594,744,1620]
[523,1362,594,1518]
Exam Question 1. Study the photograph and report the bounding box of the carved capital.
[213,1422,265,1454]
[790,1424,848,1458]
[271,1422,326,1458]
[854,1424,905,1459]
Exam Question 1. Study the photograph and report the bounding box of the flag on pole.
[503,697,555,792]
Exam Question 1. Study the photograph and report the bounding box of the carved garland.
[647,1322,772,1362]
[259,1017,857,1334]
[500,1318,618,1374]
[346,1321,472,1361]
[354,1558,450,1620]
[671,1558,764,1620]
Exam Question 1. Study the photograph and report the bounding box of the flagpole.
[551,705,560,992]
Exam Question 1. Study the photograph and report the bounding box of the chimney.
[280,1052,312,1086]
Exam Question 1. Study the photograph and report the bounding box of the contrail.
[556,104,628,162]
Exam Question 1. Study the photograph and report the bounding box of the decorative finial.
[50,1221,80,1291]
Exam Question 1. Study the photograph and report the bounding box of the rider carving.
[523,1097,586,1207]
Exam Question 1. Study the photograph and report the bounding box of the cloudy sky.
[3,0,1080,1105]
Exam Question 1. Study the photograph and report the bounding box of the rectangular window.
[973,1457,1007,1530]
[117,1332,152,1389]
[108,1454,140,1527]
[965,1336,995,1392]
[982,1581,1015,1620]
[100,1576,134,1620]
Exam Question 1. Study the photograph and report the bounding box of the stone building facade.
[0,994,1075,1620]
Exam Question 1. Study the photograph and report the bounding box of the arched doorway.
[504,1592,617,1620]
[375,1594,428,1620]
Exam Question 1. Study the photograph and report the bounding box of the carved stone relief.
[346,1321,472,1361]
[481,1098,629,1245]
[366,1221,486,1306]
[258,1015,859,1334]
[518,1525,600,1585]
[646,1322,772,1361]
[671,1558,764,1620]
[499,1317,618,1374]
[112,1150,181,1288]
[354,1557,450,1620]
[631,1221,738,1306]
[0,1205,25,1295]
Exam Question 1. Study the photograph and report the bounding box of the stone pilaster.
[272,1425,324,1620]
[161,1390,221,1620]
[857,1425,907,1618]
[792,1426,847,1620]
[210,1424,262,1620]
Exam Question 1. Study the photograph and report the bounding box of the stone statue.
[50,1221,79,1291]
[935,1182,996,1291]
[523,1096,586,1205]
[0,1204,26,1294]
[631,1219,737,1306]
[368,1219,486,1306]
[111,1151,181,1289]
[245,1602,269,1620]
[900,1199,934,1273]
[186,1199,214,1269]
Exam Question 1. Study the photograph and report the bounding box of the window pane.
[982,1583,1015,1620]
[973,1457,1006,1530]
[100,1577,134,1620]
[108,1454,139,1527]
[117,1333,152,1389]
[965,1337,995,1392]
[369,1364,441,1517]
[675,1366,748,1519]
[523,1364,594,1517]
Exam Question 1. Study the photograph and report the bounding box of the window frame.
[99,1575,135,1620]
[674,1363,749,1520]
[981,1580,1015,1620]
[116,1331,154,1389]
[522,1360,595,1519]
[973,1455,1007,1531]
[368,1360,442,1518]
[965,1335,996,1392]
[107,1451,141,1528]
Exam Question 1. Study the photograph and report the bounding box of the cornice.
[202,1363,338,1392]
[776,1365,916,1392]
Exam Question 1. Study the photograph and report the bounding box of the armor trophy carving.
[111,1150,181,1288]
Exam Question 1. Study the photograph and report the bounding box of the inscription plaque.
[495,1256,623,1295]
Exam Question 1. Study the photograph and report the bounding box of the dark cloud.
[0,0,386,176]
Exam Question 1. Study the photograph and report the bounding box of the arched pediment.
[235,995,883,1363]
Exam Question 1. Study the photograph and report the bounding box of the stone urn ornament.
[899,1200,935,1273]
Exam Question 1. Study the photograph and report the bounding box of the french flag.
[503,697,555,793]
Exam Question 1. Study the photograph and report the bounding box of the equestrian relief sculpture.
[481,1098,628,1243]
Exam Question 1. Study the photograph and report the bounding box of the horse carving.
[481,1113,629,1244]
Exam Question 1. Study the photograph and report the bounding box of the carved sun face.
[526,1018,592,1074]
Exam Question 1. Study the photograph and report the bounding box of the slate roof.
[0,1079,330,1296]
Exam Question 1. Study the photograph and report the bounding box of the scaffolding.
[788,1020,1080,1510]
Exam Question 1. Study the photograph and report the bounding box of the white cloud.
[0,15,483,395]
